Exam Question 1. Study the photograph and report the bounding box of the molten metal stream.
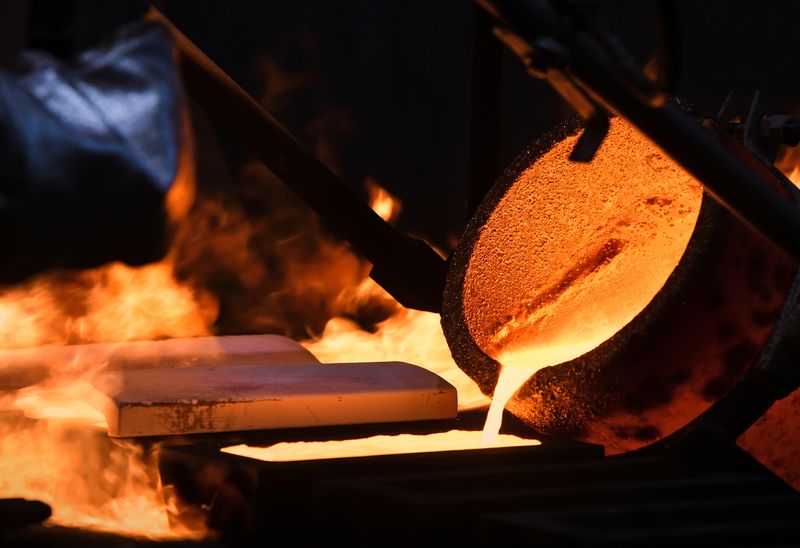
[482,343,596,443]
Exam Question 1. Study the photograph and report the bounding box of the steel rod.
[571,33,800,263]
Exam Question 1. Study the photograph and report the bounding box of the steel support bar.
[571,35,800,263]
[480,0,800,264]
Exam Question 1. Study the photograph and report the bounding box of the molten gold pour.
[468,118,703,441]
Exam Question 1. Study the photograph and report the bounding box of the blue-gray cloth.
[0,21,184,283]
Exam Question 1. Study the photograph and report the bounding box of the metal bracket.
[718,90,800,165]
[493,26,609,161]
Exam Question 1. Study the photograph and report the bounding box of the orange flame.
[776,145,800,188]
[0,167,481,538]
[0,265,212,539]
[302,287,488,411]
[0,126,214,538]
[365,176,402,224]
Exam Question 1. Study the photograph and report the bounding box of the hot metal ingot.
[91,360,457,437]
[441,117,799,454]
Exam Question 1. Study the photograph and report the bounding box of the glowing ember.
[222,430,539,462]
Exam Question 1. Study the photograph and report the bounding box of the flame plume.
[0,153,477,539]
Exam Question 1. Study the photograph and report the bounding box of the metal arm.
[476,0,800,265]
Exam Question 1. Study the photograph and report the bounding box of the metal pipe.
[147,7,447,313]
[570,33,800,263]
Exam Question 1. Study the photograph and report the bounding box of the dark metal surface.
[156,411,800,547]
[490,17,611,162]
[718,91,800,165]
[324,456,797,547]
[158,410,599,544]
[148,8,447,314]
[0,498,51,530]
[1,524,220,548]
[467,6,504,217]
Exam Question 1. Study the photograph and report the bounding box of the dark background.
[3,0,800,248]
